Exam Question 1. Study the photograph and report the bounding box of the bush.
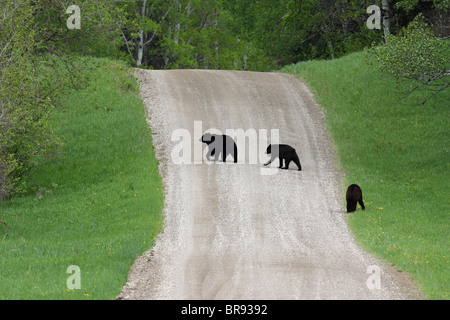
[369,15,450,105]
[0,0,61,200]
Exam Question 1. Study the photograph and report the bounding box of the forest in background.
[0,0,449,201]
[56,0,449,70]
[116,0,449,70]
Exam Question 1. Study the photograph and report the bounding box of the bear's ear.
[210,135,215,142]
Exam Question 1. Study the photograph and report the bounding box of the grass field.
[0,51,447,300]
[282,51,449,299]
[0,58,164,299]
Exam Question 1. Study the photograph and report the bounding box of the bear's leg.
[283,158,291,169]
[264,155,276,166]
[206,148,214,161]
[347,200,356,213]
[293,155,302,171]
[359,198,365,210]
[222,142,227,162]
[278,156,284,168]
[210,146,220,161]
[214,150,220,161]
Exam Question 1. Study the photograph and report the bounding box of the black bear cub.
[346,184,365,213]
[200,133,238,163]
[264,144,302,171]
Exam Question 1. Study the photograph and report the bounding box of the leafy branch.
[371,15,449,105]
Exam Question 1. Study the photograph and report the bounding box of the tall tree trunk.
[136,30,144,66]
[382,0,390,37]
[136,0,147,66]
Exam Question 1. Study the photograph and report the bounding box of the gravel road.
[118,69,422,300]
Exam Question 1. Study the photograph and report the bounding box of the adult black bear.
[200,133,238,163]
[346,184,365,213]
[264,144,302,171]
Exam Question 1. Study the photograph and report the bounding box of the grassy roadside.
[0,58,164,299]
[282,51,449,299]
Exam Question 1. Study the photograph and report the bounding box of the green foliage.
[396,0,450,11]
[370,15,450,104]
[25,0,441,71]
[215,0,449,68]
[33,0,124,58]
[283,51,449,299]
[1,0,128,200]
[0,58,164,299]
[0,0,61,199]
[218,0,386,67]
[120,0,247,69]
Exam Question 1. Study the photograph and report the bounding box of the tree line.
[0,0,448,202]
[118,0,449,70]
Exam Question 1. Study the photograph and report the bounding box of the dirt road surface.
[118,69,422,300]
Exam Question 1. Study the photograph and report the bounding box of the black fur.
[264,144,302,171]
[346,184,365,213]
[200,133,238,163]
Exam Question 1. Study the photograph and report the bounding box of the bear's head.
[200,133,215,145]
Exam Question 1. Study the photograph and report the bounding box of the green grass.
[282,51,449,300]
[0,58,164,299]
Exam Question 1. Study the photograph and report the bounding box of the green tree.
[395,0,449,37]
[33,0,124,57]
[217,0,448,68]
[282,0,385,60]
[218,0,386,67]
[396,0,449,11]
[371,15,449,104]
[120,0,245,69]
[0,0,61,200]
[27,1,127,107]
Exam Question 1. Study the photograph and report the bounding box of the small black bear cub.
[264,144,302,171]
[346,184,365,213]
[200,133,238,163]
